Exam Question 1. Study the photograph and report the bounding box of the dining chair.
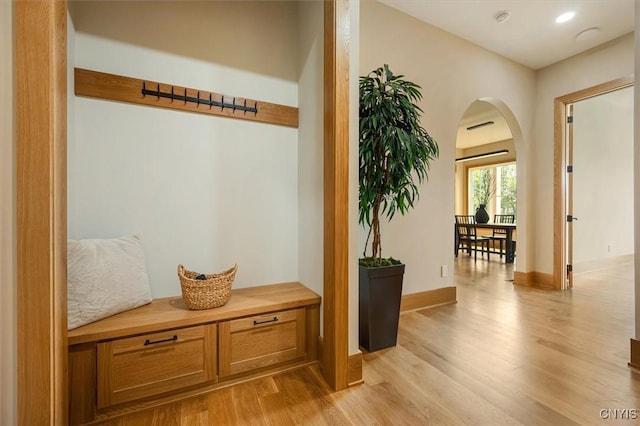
[490,214,515,259]
[455,215,490,262]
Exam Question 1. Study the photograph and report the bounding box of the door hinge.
[567,116,573,124]
[567,264,573,273]
[567,165,573,173]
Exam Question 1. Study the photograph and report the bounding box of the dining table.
[454,222,517,263]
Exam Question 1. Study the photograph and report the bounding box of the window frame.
[466,161,517,218]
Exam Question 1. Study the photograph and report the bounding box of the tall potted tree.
[359,65,439,352]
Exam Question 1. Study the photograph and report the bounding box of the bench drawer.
[218,308,306,378]
[97,324,216,408]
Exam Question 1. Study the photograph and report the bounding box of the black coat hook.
[140,81,258,115]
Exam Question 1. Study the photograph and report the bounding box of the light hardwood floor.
[97,257,640,425]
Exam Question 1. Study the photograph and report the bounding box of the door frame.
[16,0,68,424]
[16,0,352,422]
[553,76,634,290]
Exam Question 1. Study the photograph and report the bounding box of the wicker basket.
[177,264,237,310]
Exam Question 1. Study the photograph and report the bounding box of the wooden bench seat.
[68,281,321,425]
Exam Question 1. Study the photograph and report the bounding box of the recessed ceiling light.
[556,11,575,23]
[495,10,511,24]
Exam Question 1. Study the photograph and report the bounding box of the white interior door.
[566,86,634,289]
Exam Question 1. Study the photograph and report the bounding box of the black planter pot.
[475,205,490,223]
[359,263,405,352]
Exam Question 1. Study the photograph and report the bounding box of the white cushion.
[67,234,152,330]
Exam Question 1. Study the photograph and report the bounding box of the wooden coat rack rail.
[75,68,299,128]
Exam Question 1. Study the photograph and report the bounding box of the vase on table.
[475,204,490,223]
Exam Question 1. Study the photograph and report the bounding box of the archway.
[454,98,527,274]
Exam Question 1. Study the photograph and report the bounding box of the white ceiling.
[379,0,634,71]
[379,0,635,149]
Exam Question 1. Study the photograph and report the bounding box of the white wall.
[0,0,15,422]
[360,1,536,295]
[69,2,300,298]
[533,34,634,274]
[573,87,634,265]
[297,1,324,327]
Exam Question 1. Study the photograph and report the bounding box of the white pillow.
[67,234,153,330]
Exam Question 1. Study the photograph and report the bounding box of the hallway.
[356,257,639,424]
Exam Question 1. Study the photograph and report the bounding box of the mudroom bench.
[68,282,321,425]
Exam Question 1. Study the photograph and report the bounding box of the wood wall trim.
[513,271,532,287]
[513,271,555,289]
[553,98,565,290]
[347,352,363,387]
[553,75,634,290]
[16,0,68,424]
[555,76,635,104]
[74,68,299,128]
[630,338,640,369]
[400,287,457,312]
[323,0,350,392]
[532,272,555,289]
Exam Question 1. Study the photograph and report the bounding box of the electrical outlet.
[441,265,448,278]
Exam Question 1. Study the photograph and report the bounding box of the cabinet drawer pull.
[144,335,178,346]
[253,317,278,326]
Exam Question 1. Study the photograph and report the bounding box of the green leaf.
[359,65,440,258]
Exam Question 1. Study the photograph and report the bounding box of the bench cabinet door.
[218,308,306,378]
[97,324,217,408]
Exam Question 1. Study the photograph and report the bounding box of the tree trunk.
[371,199,381,260]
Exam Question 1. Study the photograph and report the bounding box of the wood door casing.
[16,0,68,424]
[323,0,350,392]
[553,76,634,290]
